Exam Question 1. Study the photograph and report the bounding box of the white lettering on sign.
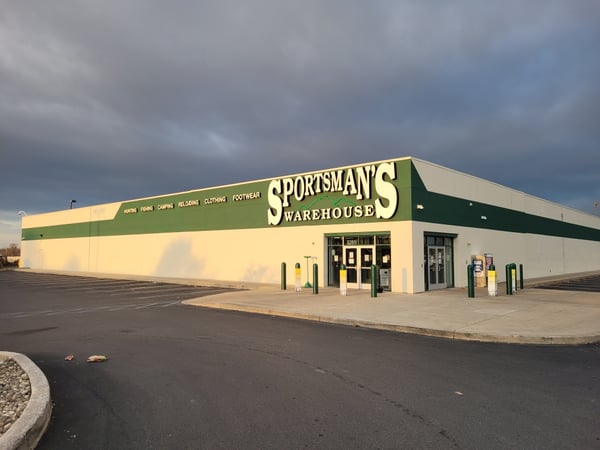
[141,206,154,212]
[124,208,138,214]
[233,192,261,201]
[282,205,376,222]
[178,200,200,208]
[157,203,175,210]
[267,162,398,225]
[204,196,227,205]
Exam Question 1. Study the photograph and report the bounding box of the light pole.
[70,199,77,209]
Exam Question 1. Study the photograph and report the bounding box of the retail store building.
[20,157,600,293]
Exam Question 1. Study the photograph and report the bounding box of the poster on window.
[473,259,484,277]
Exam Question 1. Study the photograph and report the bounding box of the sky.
[1,0,600,247]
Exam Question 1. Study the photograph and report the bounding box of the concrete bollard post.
[339,264,347,296]
[294,263,302,292]
[511,265,517,293]
[487,264,497,296]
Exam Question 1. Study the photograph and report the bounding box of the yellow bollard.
[487,265,497,296]
[294,263,302,292]
[339,264,347,296]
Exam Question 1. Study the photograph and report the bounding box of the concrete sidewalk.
[183,284,600,345]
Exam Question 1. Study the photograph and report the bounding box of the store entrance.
[427,246,446,290]
[327,234,391,291]
[345,246,374,289]
[424,233,455,291]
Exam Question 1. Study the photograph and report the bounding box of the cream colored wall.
[412,221,600,290]
[21,203,121,228]
[22,217,600,293]
[21,221,418,291]
[392,221,417,293]
[412,159,522,210]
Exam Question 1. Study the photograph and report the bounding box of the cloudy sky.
[1,0,599,247]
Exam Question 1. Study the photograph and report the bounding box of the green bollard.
[312,263,319,295]
[467,264,475,298]
[505,263,517,294]
[371,265,378,298]
[281,262,286,290]
[519,264,524,290]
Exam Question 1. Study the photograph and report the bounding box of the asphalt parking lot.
[0,271,236,319]
[3,270,600,449]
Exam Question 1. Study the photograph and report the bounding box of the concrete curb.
[183,301,600,346]
[0,352,52,450]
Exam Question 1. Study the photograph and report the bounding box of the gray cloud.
[1,0,600,245]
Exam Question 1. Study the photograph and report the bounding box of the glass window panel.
[328,237,343,246]
[376,246,391,268]
[376,235,391,245]
[359,236,374,245]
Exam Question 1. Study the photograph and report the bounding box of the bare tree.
[0,244,20,257]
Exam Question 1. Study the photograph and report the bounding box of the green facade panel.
[21,158,600,243]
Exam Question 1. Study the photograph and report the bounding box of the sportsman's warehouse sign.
[112,161,400,232]
[267,161,398,225]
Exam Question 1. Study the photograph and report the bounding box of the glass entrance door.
[346,246,374,289]
[428,246,446,290]
[328,235,391,291]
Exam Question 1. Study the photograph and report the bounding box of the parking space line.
[132,302,166,309]
[157,301,182,307]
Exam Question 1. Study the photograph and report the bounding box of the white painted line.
[132,302,165,309]
[106,303,150,311]
[157,301,181,307]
